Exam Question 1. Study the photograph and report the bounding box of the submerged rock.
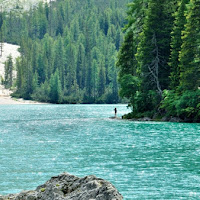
[161,116,183,122]
[169,117,183,122]
[0,173,123,200]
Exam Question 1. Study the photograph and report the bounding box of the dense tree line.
[1,0,131,103]
[4,55,13,89]
[117,0,200,121]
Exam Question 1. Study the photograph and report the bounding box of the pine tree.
[85,54,93,100]
[179,0,200,90]
[22,57,34,99]
[98,62,106,97]
[91,59,98,100]
[0,12,3,29]
[76,43,85,89]
[110,56,118,103]
[136,0,174,97]
[4,55,13,89]
[43,34,54,79]
[32,72,39,93]
[169,0,189,89]
[117,0,147,100]
[53,35,65,88]
[37,2,48,39]
[16,58,23,93]
[4,0,128,104]
[65,42,77,93]
[49,69,62,103]
[37,53,46,84]
[117,31,135,78]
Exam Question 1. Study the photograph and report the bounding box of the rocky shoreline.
[0,173,123,200]
[125,116,197,123]
[127,116,184,123]
[122,112,197,123]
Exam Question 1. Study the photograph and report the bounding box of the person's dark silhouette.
[114,108,117,118]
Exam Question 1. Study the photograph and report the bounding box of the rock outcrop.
[0,173,123,200]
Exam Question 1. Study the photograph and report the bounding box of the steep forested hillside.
[0,0,131,103]
[117,0,200,122]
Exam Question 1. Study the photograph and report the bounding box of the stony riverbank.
[0,173,123,200]
[126,116,184,122]
[123,115,198,123]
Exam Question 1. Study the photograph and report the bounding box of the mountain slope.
[0,43,20,96]
[0,0,52,11]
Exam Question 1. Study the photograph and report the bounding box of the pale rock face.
[0,0,56,11]
[0,43,20,78]
[0,0,56,96]
[0,173,123,200]
[0,43,20,96]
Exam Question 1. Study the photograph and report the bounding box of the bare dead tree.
[146,32,163,98]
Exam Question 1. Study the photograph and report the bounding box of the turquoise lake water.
[0,104,200,199]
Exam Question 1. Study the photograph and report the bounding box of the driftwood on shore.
[0,173,123,200]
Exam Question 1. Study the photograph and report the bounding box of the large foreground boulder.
[0,173,123,200]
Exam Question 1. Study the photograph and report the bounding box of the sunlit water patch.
[0,104,200,199]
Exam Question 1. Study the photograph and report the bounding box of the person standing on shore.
[114,107,117,118]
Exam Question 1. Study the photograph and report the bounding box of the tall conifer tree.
[169,0,189,89]
[179,0,200,90]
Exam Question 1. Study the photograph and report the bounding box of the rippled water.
[0,104,200,199]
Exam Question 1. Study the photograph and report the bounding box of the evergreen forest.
[0,0,131,103]
[117,0,200,122]
[1,0,200,121]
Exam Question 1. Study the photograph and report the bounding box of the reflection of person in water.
[114,108,117,118]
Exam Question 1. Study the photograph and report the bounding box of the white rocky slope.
[0,43,45,104]
[0,43,51,103]
[0,0,55,11]
[0,43,20,96]
[0,0,55,103]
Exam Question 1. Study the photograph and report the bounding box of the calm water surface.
[0,104,200,199]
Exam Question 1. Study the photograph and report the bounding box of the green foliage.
[31,81,50,102]
[130,90,160,118]
[116,0,148,111]
[49,70,62,103]
[2,0,131,103]
[118,0,200,121]
[159,0,200,122]
[118,74,139,99]
[118,0,175,118]
[4,55,13,89]
[136,0,174,91]
[169,0,189,89]
[179,0,200,91]
[117,31,136,78]
[161,90,200,121]
[98,63,106,97]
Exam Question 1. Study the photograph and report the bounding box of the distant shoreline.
[0,96,47,105]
